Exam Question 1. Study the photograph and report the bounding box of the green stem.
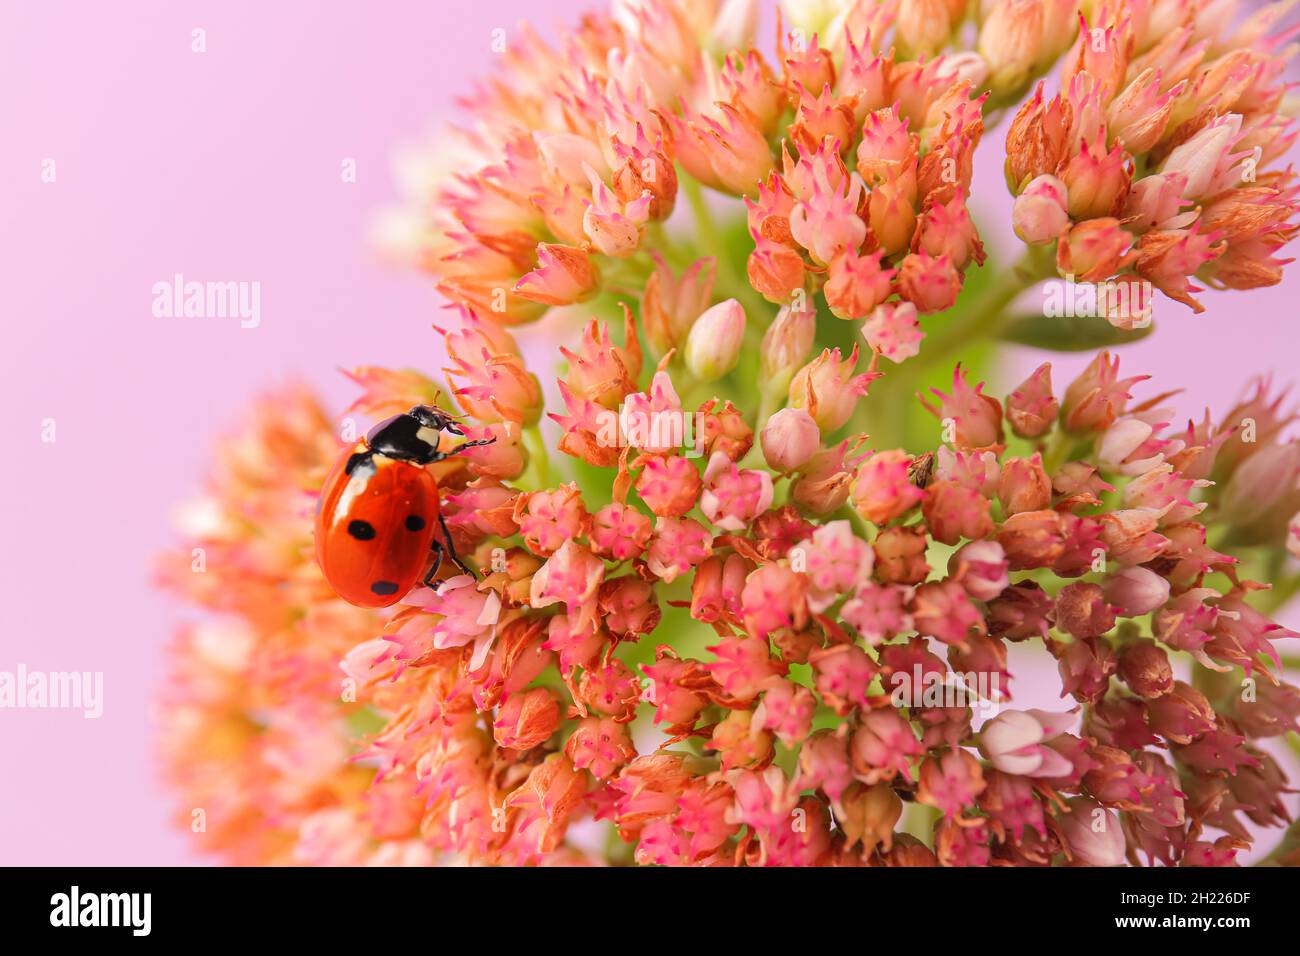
[521,425,552,491]
[919,246,1055,371]
[682,176,721,262]
[856,246,1055,448]
[738,384,784,469]
[680,175,768,321]
[1041,427,1078,474]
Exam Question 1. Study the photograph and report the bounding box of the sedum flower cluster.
[160,0,1300,866]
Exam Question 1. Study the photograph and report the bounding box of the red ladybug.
[315,405,490,608]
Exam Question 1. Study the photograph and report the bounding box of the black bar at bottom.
[0,864,1283,941]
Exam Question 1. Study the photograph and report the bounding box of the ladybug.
[315,405,491,608]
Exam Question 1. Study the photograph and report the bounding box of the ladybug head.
[409,405,465,437]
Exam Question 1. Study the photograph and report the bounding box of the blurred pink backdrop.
[1,1,1296,865]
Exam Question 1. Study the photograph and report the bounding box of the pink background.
[2,1,1296,865]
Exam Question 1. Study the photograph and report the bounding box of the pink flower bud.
[851,709,924,785]
[565,716,635,780]
[514,243,601,306]
[850,449,926,525]
[1060,797,1127,866]
[997,454,1052,515]
[799,520,876,613]
[587,502,653,561]
[897,0,954,57]
[1053,582,1116,639]
[792,437,867,514]
[700,451,774,532]
[917,748,987,820]
[857,106,915,183]
[986,581,1054,641]
[914,189,985,270]
[739,563,809,640]
[1104,567,1170,617]
[747,237,808,304]
[719,48,779,127]
[761,407,821,473]
[1061,351,1147,434]
[1097,275,1154,332]
[1234,677,1300,738]
[897,250,961,313]
[795,728,857,811]
[789,171,867,266]
[921,364,1004,450]
[862,301,924,363]
[825,249,894,320]
[1107,69,1182,155]
[645,516,713,583]
[443,478,519,540]
[1117,638,1174,699]
[789,345,881,434]
[1097,508,1167,566]
[1097,416,1165,476]
[708,710,773,770]
[1056,218,1132,283]
[494,687,561,751]
[690,552,750,626]
[1158,113,1242,201]
[873,525,931,584]
[1220,442,1300,527]
[698,398,754,462]
[514,483,590,556]
[1131,227,1221,314]
[1146,681,1216,743]
[935,446,999,495]
[978,0,1051,95]
[599,575,661,638]
[674,103,774,197]
[529,539,605,633]
[995,509,1065,569]
[1123,172,1191,232]
[1004,82,1072,191]
[450,348,544,426]
[842,582,913,645]
[583,169,650,257]
[1006,362,1058,439]
[921,479,994,545]
[635,453,703,518]
[1058,137,1132,221]
[759,304,815,393]
[684,298,746,382]
[978,708,1076,777]
[867,176,918,256]
[756,678,817,747]
[948,540,1010,602]
[1012,174,1069,244]
[912,578,986,646]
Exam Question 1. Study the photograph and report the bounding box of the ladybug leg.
[423,540,446,589]
[438,512,475,578]
[421,436,496,465]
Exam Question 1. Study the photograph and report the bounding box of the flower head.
[162,0,1300,870]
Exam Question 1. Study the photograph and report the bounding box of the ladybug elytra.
[314,405,490,607]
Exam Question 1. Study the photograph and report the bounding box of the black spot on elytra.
[348,519,376,541]
[405,514,426,532]
[370,580,399,596]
